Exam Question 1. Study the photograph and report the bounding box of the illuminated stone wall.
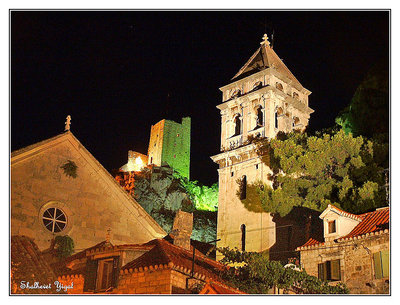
[148,117,191,179]
[11,133,165,252]
[299,232,389,294]
[211,36,314,261]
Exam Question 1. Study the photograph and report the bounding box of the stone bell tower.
[211,34,314,261]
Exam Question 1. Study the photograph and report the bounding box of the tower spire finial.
[260,33,270,47]
[64,115,71,131]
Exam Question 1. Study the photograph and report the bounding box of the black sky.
[11,10,389,185]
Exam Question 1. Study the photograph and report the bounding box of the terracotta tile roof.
[199,280,246,294]
[232,43,304,90]
[11,235,64,294]
[297,207,390,250]
[300,238,324,248]
[338,207,389,241]
[121,239,225,280]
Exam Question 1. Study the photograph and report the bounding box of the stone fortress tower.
[147,117,191,179]
[211,34,314,260]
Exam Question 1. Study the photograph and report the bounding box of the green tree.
[335,60,389,139]
[218,247,349,294]
[241,130,388,217]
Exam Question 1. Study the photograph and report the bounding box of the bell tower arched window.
[234,115,241,136]
[256,107,263,127]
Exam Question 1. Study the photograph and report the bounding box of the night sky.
[11,10,389,185]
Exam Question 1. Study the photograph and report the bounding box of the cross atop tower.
[260,33,270,47]
[64,115,71,131]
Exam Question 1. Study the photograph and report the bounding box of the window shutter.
[318,263,326,281]
[112,256,120,288]
[83,259,98,292]
[331,259,341,280]
[381,250,389,278]
[374,252,383,279]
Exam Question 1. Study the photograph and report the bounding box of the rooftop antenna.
[271,29,275,49]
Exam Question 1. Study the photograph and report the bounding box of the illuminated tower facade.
[211,34,314,260]
[148,117,191,179]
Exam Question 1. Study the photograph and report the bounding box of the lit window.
[374,250,389,279]
[42,207,67,233]
[97,259,114,291]
[318,259,341,281]
[328,220,336,234]
[83,257,119,292]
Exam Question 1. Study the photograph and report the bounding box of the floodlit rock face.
[211,35,314,261]
[11,132,165,251]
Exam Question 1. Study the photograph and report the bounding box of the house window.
[97,259,114,291]
[231,172,234,177]
[373,250,389,279]
[318,259,341,281]
[234,115,241,136]
[83,257,120,292]
[239,175,247,200]
[241,224,246,251]
[42,207,67,233]
[328,220,336,234]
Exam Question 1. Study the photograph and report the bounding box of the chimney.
[171,210,193,250]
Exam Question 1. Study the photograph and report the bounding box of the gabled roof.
[11,235,63,294]
[11,131,166,238]
[232,39,303,89]
[121,239,225,280]
[297,207,390,250]
[338,207,389,241]
[199,280,246,294]
[319,204,363,222]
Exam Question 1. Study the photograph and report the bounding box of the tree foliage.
[335,60,389,139]
[132,169,217,242]
[218,247,349,294]
[54,235,75,258]
[242,130,388,217]
[173,172,219,212]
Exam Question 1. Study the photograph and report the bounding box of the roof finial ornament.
[106,227,112,243]
[64,115,71,131]
[260,33,270,47]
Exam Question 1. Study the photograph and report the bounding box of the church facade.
[211,34,314,260]
[11,131,166,252]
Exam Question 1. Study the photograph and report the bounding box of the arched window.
[234,115,241,136]
[256,107,263,127]
[276,82,283,91]
[241,224,246,251]
[275,111,279,129]
[239,175,247,200]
